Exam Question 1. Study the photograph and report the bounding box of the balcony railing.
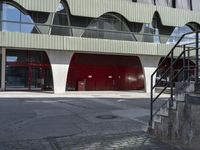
[0,20,197,45]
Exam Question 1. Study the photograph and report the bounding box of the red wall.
[67,53,144,91]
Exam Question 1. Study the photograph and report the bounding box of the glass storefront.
[5,50,53,91]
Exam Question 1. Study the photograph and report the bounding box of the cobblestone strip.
[0,139,52,150]
[0,132,187,150]
[54,132,186,150]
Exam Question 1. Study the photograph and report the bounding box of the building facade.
[0,0,199,93]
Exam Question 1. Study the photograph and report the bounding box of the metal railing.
[149,31,200,128]
[0,19,196,44]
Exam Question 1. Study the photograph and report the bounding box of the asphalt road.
[0,97,183,150]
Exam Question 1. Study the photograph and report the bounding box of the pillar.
[1,48,6,90]
[139,55,161,93]
[46,50,73,94]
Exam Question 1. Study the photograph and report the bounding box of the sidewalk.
[0,91,170,99]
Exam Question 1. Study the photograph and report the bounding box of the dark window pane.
[6,50,27,62]
[6,67,29,88]
[51,2,71,36]
[29,51,42,63]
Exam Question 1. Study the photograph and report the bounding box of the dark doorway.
[5,50,53,91]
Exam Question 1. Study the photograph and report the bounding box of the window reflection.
[166,25,194,44]
[1,2,37,33]
[2,4,20,22]
[2,22,20,32]
[82,14,136,41]
[51,2,71,36]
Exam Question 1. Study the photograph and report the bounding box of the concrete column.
[46,50,73,94]
[139,55,161,93]
[1,48,6,91]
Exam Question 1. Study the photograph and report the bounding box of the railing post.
[150,75,153,128]
[196,32,199,84]
[188,47,190,81]
[170,50,174,107]
[183,45,186,82]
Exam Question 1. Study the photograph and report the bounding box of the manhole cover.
[96,115,118,119]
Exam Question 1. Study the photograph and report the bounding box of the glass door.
[30,67,42,91]
[6,66,29,90]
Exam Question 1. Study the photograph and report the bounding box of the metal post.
[188,47,190,81]
[150,75,153,127]
[1,48,6,91]
[0,2,2,31]
[196,32,199,83]
[183,45,186,82]
[170,50,174,107]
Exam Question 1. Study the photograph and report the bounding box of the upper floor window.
[82,13,136,41]
[0,2,37,33]
[166,25,194,44]
[51,1,71,36]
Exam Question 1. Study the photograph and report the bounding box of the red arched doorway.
[67,53,144,91]
[5,50,53,91]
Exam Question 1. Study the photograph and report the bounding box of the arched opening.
[50,0,72,36]
[151,12,175,43]
[5,50,53,91]
[82,13,136,41]
[0,2,39,33]
[67,53,144,91]
[186,22,200,31]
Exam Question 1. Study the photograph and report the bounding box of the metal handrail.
[151,31,194,79]
[149,31,200,128]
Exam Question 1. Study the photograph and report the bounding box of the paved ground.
[0,92,185,150]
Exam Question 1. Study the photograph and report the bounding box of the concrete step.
[167,100,177,110]
[158,107,169,117]
[186,93,200,104]
[155,87,175,94]
[195,83,200,94]
[153,114,162,124]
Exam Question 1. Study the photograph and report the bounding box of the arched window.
[166,25,194,45]
[82,13,136,41]
[1,2,37,33]
[140,24,160,43]
[51,1,71,36]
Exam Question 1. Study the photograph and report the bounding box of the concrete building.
[0,0,199,93]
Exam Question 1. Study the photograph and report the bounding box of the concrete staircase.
[151,82,200,150]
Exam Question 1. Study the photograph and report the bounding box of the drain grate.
[96,115,118,119]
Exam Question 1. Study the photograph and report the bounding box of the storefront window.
[6,67,28,88]
[6,50,53,91]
